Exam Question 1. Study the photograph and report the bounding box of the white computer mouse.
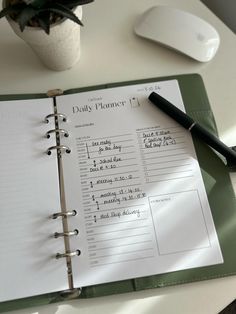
[134,6,220,62]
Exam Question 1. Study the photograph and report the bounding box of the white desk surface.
[0,0,236,313]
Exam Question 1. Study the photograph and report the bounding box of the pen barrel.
[191,124,236,163]
[149,92,195,128]
[149,92,236,164]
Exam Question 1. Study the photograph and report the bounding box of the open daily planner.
[1,74,235,309]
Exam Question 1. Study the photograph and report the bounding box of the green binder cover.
[1,74,236,312]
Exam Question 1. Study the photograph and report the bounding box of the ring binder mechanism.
[53,207,81,287]
[52,210,77,219]
[54,229,79,238]
[44,113,67,123]
[44,111,71,155]
[47,145,71,155]
[55,250,81,259]
[45,93,80,292]
[46,129,69,139]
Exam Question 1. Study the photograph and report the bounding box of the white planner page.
[57,80,223,287]
[0,98,68,302]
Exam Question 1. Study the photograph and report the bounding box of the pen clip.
[227,146,236,172]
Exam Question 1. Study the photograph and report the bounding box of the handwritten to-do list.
[77,133,153,268]
[57,80,223,288]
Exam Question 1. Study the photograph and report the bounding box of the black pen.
[148,92,236,166]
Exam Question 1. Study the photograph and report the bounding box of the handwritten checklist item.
[77,134,153,267]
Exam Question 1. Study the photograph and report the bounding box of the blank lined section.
[0,98,67,302]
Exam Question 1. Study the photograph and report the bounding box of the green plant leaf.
[37,11,50,34]
[17,6,38,31]
[28,0,48,9]
[59,0,94,6]
[0,7,15,18]
[45,3,83,26]
[0,3,26,19]
[0,0,94,33]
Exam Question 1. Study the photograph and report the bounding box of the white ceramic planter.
[5,5,83,71]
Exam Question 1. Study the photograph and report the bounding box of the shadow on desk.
[0,41,43,71]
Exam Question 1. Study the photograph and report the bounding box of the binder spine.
[45,104,80,258]
[45,89,80,294]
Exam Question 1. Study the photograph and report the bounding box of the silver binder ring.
[47,145,71,155]
[46,129,69,139]
[56,250,81,259]
[54,229,79,238]
[51,210,77,219]
[44,113,67,123]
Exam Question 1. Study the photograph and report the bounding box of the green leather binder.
[1,74,236,312]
